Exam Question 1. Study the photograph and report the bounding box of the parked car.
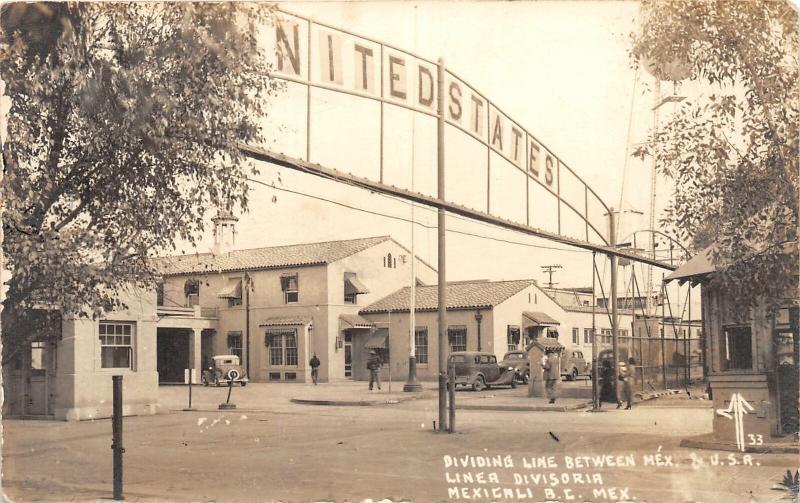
[500,350,530,384]
[561,349,590,381]
[202,355,249,387]
[448,351,517,391]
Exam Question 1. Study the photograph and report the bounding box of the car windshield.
[504,353,524,360]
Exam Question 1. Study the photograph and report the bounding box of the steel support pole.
[436,58,448,432]
[609,210,620,404]
[591,252,598,410]
[686,285,691,386]
[112,375,124,500]
[448,363,456,433]
[661,278,667,388]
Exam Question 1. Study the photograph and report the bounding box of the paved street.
[2,383,795,503]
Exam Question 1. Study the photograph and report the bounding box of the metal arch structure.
[241,7,678,432]
[241,7,676,271]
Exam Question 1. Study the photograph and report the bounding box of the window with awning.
[280,274,298,303]
[218,278,242,299]
[364,329,388,349]
[344,273,369,304]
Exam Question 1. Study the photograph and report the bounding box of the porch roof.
[364,332,388,349]
[340,314,374,329]
[525,338,564,351]
[664,246,715,283]
[259,315,312,328]
[522,311,560,326]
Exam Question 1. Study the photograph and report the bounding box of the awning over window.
[340,314,374,330]
[217,279,242,299]
[522,311,560,327]
[344,275,370,295]
[259,316,312,328]
[364,331,388,349]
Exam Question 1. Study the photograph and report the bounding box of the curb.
[456,402,591,412]
[680,437,799,454]
[290,394,430,407]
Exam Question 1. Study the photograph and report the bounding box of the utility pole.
[609,209,620,403]
[541,265,563,289]
[436,58,448,433]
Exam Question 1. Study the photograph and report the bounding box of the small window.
[583,328,593,344]
[488,355,496,364]
[572,328,579,345]
[227,332,242,360]
[269,372,281,381]
[507,325,521,351]
[184,279,200,307]
[414,327,428,365]
[285,372,297,380]
[344,293,357,304]
[99,322,134,369]
[156,283,165,306]
[721,325,753,370]
[228,296,242,308]
[280,274,299,304]
[448,326,467,353]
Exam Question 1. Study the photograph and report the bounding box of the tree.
[631,0,799,309]
[0,3,281,363]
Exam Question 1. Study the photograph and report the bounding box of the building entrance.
[157,329,190,384]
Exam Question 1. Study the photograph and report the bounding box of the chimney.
[211,208,238,256]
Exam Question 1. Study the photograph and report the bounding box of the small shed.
[666,247,798,441]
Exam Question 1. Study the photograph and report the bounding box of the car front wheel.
[571,368,578,381]
[523,369,530,384]
[473,376,486,392]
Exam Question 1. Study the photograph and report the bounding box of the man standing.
[617,358,634,409]
[309,353,320,385]
[542,348,560,404]
[367,350,382,391]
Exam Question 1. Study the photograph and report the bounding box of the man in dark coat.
[309,353,320,385]
[367,350,382,391]
[542,348,560,404]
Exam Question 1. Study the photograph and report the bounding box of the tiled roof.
[157,236,392,276]
[359,280,536,314]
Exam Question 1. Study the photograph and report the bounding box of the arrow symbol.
[716,392,754,451]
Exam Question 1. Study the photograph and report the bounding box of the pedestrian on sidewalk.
[309,353,320,385]
[598,359,615,407]
[367,350,382,391]
[617,358,634,409]
[542,348,560,404]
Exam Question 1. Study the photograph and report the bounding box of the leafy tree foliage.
[631,0,798,309]
[1,3,280,362]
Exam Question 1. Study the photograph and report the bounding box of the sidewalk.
[680,432,800,454]
[289,382,435,406]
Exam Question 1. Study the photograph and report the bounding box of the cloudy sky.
[182,1,694,306]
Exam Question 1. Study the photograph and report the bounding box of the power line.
[245,176,589,254]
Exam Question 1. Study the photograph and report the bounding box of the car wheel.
[473,376,486,392]
[523,370,530,384]
[510,380,517,389]
[241,381,247,387]
[571,368,578,381]
[201,376,209,387]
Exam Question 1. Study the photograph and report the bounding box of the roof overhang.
[340,314,375,330]
[260,316,312,328]
[522,311,560,326]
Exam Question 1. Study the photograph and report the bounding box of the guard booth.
[666,247,799,440]
[526,337,564,398]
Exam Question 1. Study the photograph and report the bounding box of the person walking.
[617,358,634,409]
[542,348,560,404]
[367,350,382,391]
[309,353,320,385]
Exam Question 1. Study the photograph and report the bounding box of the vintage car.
[500,350,530,384]
[448,351,517,391]
[201,355,249,387]
[561,348,590,381]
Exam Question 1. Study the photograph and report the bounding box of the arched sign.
[244,7,671,265]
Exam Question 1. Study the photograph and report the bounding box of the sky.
[179,1,697,312]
